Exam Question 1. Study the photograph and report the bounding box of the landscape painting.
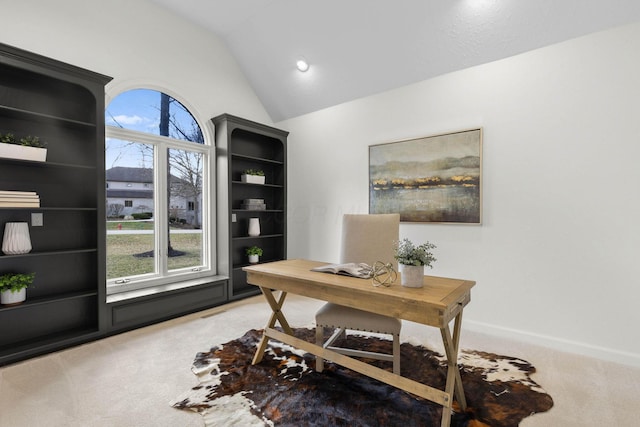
[369,129,482,224]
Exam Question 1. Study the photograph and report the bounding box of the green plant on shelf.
[0,272,35,293]
[243,169,264,176]
[245,246,263,256]
[0,133,16,144]
[19,135,46,148]
[0,133,47,148]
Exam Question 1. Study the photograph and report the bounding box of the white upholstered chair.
[315,213,401,374]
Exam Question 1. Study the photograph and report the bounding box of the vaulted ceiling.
[149,0,640,122]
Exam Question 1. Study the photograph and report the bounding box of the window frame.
[104,94,216,295]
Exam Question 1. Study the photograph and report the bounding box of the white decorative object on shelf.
[2,222,32,255]
[241,174,265,184]
[0,144,47,162]
[248,218,261,236]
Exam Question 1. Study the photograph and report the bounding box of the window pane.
[105,88,210,293]
[105,89,203,143]
[168,148,203,271]
[106,138,155,281]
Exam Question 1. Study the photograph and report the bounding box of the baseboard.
[464,319,640,368]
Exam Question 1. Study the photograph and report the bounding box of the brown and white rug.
[172,328,553,426]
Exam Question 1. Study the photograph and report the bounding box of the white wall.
[0,0,271,130]
[279,22,640,367]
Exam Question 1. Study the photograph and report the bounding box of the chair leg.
[393,334,400,375]
[315,325,325,372]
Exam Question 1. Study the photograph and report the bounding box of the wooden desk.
[244,259,475,427]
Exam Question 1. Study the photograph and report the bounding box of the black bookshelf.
[0,43,112,365]
[213,114,288,300]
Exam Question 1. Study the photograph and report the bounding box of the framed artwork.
[369,128,482,224]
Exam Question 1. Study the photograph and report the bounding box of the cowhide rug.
[172,328,553,426]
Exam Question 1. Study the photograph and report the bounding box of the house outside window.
[105,88,213,294]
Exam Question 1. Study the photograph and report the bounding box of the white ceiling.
[149,0,640,122]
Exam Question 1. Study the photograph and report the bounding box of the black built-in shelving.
[0,43,112,365]
[213,114,288,300]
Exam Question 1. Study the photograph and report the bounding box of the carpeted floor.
[0,294,638,426]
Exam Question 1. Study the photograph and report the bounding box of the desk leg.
[439,310,467,427]
[252,287,291,365]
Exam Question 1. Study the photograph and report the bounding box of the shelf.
[232,234,284,241]
[0,104,97,128]
[0,290,98,313]
[231,180,283,188]
[0,157,97,170]
[0,327,100,360]
[0,248,97,259]
[233,259,281,269]
[0,207,98,211]
[231,153,284,165]
[232,209,284,213]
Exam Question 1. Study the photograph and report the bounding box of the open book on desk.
[311,262,373,279]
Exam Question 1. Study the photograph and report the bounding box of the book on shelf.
[0,196,39,201]
[0,190,40,207]
[0,201,40,207]
[242,198,266,210]
[0,190,38,197]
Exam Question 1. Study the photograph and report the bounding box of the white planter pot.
[399,264,424,288]
[0,144,47,162]
[1,288,26,305]
[248,254,259,264]
[241,174,265,184]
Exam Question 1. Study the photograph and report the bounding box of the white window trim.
[105,122,215,295]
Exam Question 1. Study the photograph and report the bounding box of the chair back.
[340,214,400,269]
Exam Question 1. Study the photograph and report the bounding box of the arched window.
[105,88,213,293]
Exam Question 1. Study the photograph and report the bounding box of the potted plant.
[0,132,47,162]
[394,238,436,288]
[246,246,263,264]
[241,169,265,185]
[0,272,35,305]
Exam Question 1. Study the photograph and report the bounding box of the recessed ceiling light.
[296,58,309,72]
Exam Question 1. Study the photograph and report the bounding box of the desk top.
[244,259,475,327]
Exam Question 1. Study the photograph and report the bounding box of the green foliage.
[0,133,16,144]
[244,169,264,176]
[394,238,437,267]
[0,272,35,293]
[132,212,153,220]
[246,246,263,256]
[0,133,46,148]
[19,135,47,148]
